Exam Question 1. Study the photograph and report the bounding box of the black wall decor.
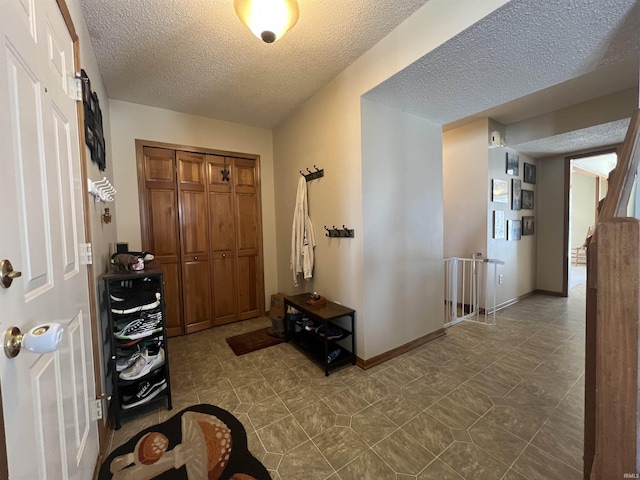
[80,69,106,171]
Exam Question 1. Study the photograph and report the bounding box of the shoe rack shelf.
[284,293,356,376]
[103,264,173,429]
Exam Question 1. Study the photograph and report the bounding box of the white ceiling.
[79,0,429,128]
[81,0,639,155]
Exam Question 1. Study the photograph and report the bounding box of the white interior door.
[0,0,99,478]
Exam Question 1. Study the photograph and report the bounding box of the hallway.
[110,286,585,479]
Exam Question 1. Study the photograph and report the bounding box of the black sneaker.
[122,376,167,409]
[114,312,163,340]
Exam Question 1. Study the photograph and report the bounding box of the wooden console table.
[284,293,356,376]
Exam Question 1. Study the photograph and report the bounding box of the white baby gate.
[443,255,504,327]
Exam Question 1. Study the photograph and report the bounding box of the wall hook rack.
[87,177,116,203]
[300,165,324,182]
[324,225,354,238]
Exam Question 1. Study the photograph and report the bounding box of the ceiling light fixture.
[234,0,299,43]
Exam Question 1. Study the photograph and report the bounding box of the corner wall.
[361,99,444,359]
[443,119,489,259]
[108,100,277,306]
[273,0,508,360]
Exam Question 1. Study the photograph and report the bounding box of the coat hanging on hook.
[290,176,316,286]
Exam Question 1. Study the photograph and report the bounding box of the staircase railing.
[585,108,640,479]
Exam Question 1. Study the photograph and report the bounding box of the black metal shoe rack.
[102,264,172,429]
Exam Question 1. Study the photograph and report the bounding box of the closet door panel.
[158,262,183,336]
[236,194,259,253]
[183,260,213,333]
[140,146,184,336]
[180,190,208,257]
[211,255,238,325]
[209,192,235,253]
[237,254,259,320]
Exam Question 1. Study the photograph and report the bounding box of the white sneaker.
[119,347,165,381]
[115,347,142,372]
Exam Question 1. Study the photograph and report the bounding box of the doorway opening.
[566,150,618,291]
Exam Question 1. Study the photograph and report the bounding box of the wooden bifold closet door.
[137,143,264,336]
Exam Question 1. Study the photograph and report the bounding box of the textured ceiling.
[365,0,640,126]
[510,119,630,159]
[79,0,429,128]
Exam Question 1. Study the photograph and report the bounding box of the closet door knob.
[222,254,227,258]
[194,256,198,260]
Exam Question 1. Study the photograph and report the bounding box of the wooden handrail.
[586,108,640,479]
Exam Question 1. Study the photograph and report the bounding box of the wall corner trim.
[356,328,446,370]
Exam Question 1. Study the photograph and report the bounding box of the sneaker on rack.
[316,324,345,340]
[116,346,142,372]
[304,319,319,332]
[111,292,161,315]
[122,376,167,409]
[119,346,165,381]
[114,312,163,340]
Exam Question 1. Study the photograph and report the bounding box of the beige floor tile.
[439,442,509,480]
[512,444,582,480]
[372,394,424,426]
[277,385,320,414]
[483,405,545,442]
[348,377,390,404]
[446,384,494,416]
[531,423,584,471]
[325,387,369,416]
[427,396,479,429]
[403,412,454,456]
[236,379,277,404]
[313,426,369,470]
[337,449,396,480]
[350,405,397,446]
[277,440,335,480]
[372,428,434,475]
[417,459,463,479]
[257,415,309,454]
[468,417,528,465]
[544,407,584,441]
[247,395,290,430]
[292,399,336,438]
[400,377,443,410]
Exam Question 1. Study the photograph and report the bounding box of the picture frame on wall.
[511,179,522,210]
[508,219,522,240]
[493,210,505,239]
[522,216,535,235]
[524,162,537,184]
[522,189,534,210]
[506,152,519,176]
[492,179,509,204]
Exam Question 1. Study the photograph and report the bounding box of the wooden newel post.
[591,217,640,478]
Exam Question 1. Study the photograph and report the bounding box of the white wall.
[571,170,596,248]
[487,147,537,304]
[536,155,566,293]
[361,99,444,359]
[443,119,489,258]
[273,0,508,360]
[108,100,277,307]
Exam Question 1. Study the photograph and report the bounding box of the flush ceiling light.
[234,0,300,43]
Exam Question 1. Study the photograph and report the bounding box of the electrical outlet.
[499,274,504,284]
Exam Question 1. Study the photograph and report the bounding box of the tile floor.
[109,285,586,480]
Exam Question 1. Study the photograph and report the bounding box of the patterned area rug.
[99,404,269,480]
[225,326,284,356]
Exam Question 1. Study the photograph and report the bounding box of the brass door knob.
[0,259,22,289]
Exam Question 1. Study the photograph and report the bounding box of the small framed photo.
[524,162,536,184]
[522,216,535,235]
[506,152,519,176]
[492,179,509,204]
[522,189,534,210]
[511,179,522,210]
[493,210,505,239]
[508,219,522,241]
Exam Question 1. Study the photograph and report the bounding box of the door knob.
[0,259,22,289]
[4,323,64,358]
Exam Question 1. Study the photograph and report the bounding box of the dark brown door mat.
[225,327,284,356]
